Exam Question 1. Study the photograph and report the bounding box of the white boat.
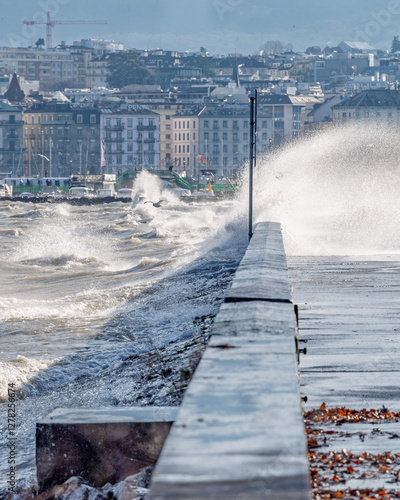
[69,187,92,197]
[118,188,134,198]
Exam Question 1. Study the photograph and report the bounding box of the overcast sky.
[1,0,399,54]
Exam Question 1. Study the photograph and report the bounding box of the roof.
[0,100,21,112]
[3,73,25,102]
[339,41,376,52]
[333,90,400,108]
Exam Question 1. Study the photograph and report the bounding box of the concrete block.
[36,407,177,491]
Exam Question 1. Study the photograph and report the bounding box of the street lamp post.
[249,89,258,241]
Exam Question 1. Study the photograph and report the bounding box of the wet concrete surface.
[289,256,400,493]
[289,256,400,412]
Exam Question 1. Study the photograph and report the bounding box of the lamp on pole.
[249,89,258,241]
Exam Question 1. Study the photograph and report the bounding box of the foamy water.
[236,121,400,256]
[0,173,248,490]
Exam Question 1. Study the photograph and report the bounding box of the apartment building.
[22,100,101,176]
[0,102,23,175]
[100,104,160,172]
[172,111,199,175]
[0,47,74,89]
[197,104,272,178]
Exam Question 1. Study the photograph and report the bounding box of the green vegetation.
[106,50,153,88]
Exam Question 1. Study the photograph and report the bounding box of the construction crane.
[23,11,108,49]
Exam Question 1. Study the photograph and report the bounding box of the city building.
[100,104,160,173]
[0,101,23,175]
[258,94,306,144]
[22,98,101,177]
[0,47,74,89]
[332,89,400,123]
[172,102,274,179]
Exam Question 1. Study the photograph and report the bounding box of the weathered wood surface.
[149,222,310,500]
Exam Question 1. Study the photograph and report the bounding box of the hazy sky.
[1,0,399,54]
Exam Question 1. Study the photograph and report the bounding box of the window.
[204,120,209,128]
[128,130,133,139]
[149,143,154,152]
[166,124,171,130]
[223,132,228,141]
[183,121,185,129]
[213,144,219,154]
[193,121,196,128]
[262,120,267,128]
[244,132,248,140]
[233,133,238,142]
[243,145,248,153]
[106,119,111,127]
[187,145,190,153]
[179,145,181,153]
[262,133,267,140]
[149,154,154,164]
[182,145,185,153]
[193,132,196,140]
[90,115,96,124]
[117,155,122,164]
[128,143,133,152]
[166,134,171,139]
[77,127,82,136]
[166,144,171,149]
[223,144,228,153]
[166,115,171,120]
[213,120,218,130]
[223,120,228,128]
[204,132,209,140]
[127,118,133,128]
[128,155,133,164]
[179,133,181,141]
[213,132,218,141]
[149,119,153,126]
[233,120,238,130]
[243,120,248,128]
[138,131,143,140]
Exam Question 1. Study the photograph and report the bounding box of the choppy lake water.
[0,172,248,490]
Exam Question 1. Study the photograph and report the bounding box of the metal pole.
[254,88,258,170]
[249,94,255,241]
[49,139,52,177]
